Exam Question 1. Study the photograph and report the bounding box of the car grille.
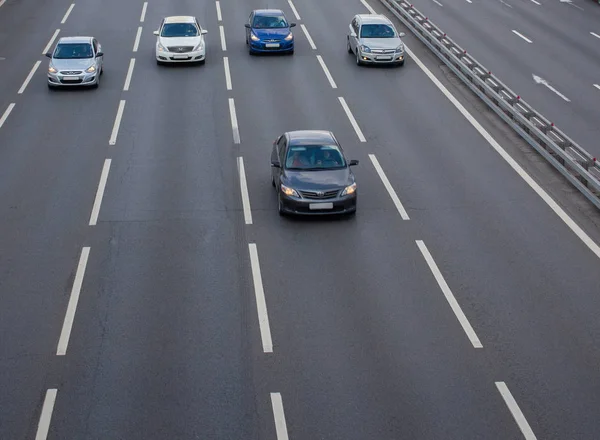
[371,49,395,54]
[167,46,195,53]
[264,39,281,43]
[60,71,83,75]
[299,189,339,200]
[60,78,83,84]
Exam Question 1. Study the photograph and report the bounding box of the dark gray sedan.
[46,36,104,89]
[270,130,359,216]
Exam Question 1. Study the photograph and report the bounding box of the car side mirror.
[45,52,52,58]
[399,32,406,37]
[244,23,251,28]
[349,160,359,166]
[96,51,104,57]
[271,160,281,168]
[349,31,357,38]
[201,29,208,34]
[289,23,296,27]
[153,30,159,36]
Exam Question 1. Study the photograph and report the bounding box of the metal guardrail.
[378,0,600,209]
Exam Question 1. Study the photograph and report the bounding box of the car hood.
[158,36,202,47]
[252,28,291,39]
[283,168,354,190]
[50,58,95,71]
[359,37,402,50]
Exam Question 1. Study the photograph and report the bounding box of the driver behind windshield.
[254,16,287,28]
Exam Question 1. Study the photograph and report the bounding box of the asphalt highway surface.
[401,0,600,157]
[1,0,600,438]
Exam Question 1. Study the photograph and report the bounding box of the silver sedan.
[347,14,406,66]
[46,36,104,89]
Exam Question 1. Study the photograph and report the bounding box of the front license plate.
[309,203,334,210]
[62,76,79,80]
[173,55,188,59]
[377,56,392,60]
[265,43,280,48]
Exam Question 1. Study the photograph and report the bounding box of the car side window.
[92,39,98,53]
[278,137,287,164]
[248,13,253,25]
[352,19,359,35]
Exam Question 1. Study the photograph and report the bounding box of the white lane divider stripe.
[123,58,136,91]
[42,29,61,55]
[0,103,15,130]
[530,0,541,5]
[360,0,377,14]
[237,157,253,224]
[140,1,148,22]
[228,98,240,144]
[466,0,472,3]
[216,1,222,21]
[223,56,232,90]
[18,61,41,94]
[270,393,290,440]
[404,45,600,260]
[0,0,7,8]
[433,0,443,6]
[61,4,75,24]
[89,159,112,226]
[249,244,274,353]
[417,240,483,348]
[591,32,600,40]
[133,26,142,52]
[369,154,410,220]
[109,100,126,145]
[219,25,227,51]
[56,247,90,355]
[512,30,532,43]
[594,84,600,91]
[35,389,58,440]
[300,24,316,50]
[496,382,538,440]
[338,97,366,142]
[316,55,337,89]
[288,0,301,20]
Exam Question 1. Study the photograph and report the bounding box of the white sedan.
[154,16,207,65]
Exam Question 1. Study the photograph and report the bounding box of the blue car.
[245,9,296,55]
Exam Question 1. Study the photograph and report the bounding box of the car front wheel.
[347,38,353,54]
[356,50,363,66]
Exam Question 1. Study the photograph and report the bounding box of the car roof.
[164,16,196,23]
[287,130,337,146]
[357,14,392,25]
[57,36,93,44]
[254,9,285,16]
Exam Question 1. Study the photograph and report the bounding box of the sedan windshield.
[360,24,396,38]
[286,145,346,170]
[252,15,288,28]
[161,23,199,37]
[53,43,93,59]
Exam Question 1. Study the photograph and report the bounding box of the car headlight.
[85,65,96,73]
[360,45,371,53]
[341,183,357,196]
[395,44,404,52]
[157,42,167,52]
[48,65,57,73]
[284,32,293,41]
[250,33,260,42]
[281,184,299,197]
[193,42,204,51]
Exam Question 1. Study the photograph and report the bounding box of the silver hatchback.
[46,36,104,89]
[347,14,406,66]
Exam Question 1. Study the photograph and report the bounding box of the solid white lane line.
[496,382,538,440]
[109,100,126,145]
[61,4,75,24]
[512,30,532,43]
[316,55,337,88]
[219,25,227,51]
[530,0,541,5]
[433,0,443,6]
[300,24,316,50]
[338,97,366,142]
[288,0,301,20]
[56,247,90,355]
[369,154,410,220]
[42,29,61,55]
[416,240,483,348]
[404,45,600,260]
[223,56,232,90]
[270,393,290,440]
[35,389,58,440]
[133,26,142,52]
[18,61,41,94]
[249,244,274,353]
[140,1,148,22]
[361,0,377,14]
[123,58,135,91]
[228,98,240,144]
[89,159,111,226]
[216,1,222,21]
[237,157,253,224]
[591,32,600,40]
[0,103,15,129]
[594,84,600,91]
